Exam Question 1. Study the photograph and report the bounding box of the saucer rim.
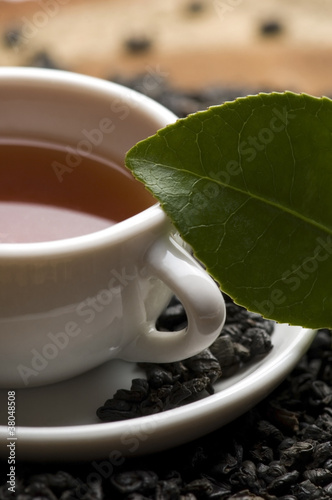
[0,324,316,462]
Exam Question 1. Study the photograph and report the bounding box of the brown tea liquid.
[0,141,154,243]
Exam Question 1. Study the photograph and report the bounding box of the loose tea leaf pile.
[97,294,274,422]
[2,328,332,499]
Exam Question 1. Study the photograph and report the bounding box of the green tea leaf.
[126,92,332,328]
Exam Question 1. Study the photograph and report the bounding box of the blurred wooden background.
[0,0,332,96]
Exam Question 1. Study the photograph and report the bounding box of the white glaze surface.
[0,68,225,387]
[0,324,316,461]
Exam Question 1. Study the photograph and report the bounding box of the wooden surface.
[0,0,332,96]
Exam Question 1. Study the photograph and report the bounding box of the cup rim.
[0,203,168,258]
[0,67,177,257]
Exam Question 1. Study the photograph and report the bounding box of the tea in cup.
[0,67,226,388]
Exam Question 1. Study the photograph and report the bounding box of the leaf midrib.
[133,158,332,237]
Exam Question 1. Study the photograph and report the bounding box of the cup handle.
[120,235,226,363]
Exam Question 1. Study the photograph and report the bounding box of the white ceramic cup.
[0,67,226,388]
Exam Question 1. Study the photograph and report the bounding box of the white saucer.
[0,324,316,462]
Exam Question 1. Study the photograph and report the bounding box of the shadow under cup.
[0,68,226,389]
